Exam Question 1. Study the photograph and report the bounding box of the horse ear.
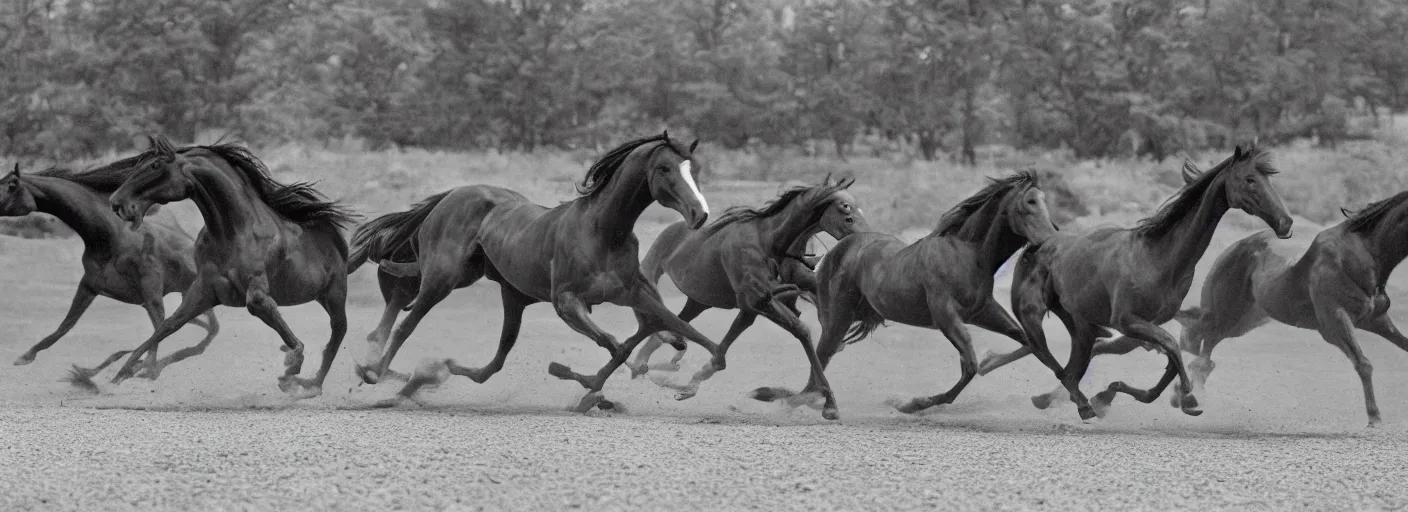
[10,162,19,177]
[840,177,855,189]
[822,172,835,186]
[662,129,670,142]
[688,139,698,153]
[1181,159,1202,184]
[1340,207,1352,218]
[1233,145,1245,160]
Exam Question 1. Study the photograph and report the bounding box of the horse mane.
[1132,147,1277,237]
[1341,190,1408,233]
[32,151,161,193]
[705,177,853,233]
[933,170,1039,236]
[576,133,692,198]
[193,142,359,231]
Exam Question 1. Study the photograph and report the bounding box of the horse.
[751,171,1059,418]
[976,145,1293,420]
[1166,190,1408,426]
[622,175,869,417]
[346,132,719,412]
[0,162,219,380]
[102,136,356,398]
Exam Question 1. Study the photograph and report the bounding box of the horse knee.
[1353,359,1373,378]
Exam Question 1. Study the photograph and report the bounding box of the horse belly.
[864,278,931,327]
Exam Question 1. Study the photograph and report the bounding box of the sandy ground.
[3,223,1408,511]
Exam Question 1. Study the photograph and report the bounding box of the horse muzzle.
[1272,215,1293,239]
[110,201,149,231]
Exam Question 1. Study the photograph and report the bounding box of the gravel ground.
[3,235,1407,511]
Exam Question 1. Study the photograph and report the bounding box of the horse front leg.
[111,280,219,385]
[547,287,674,412]
[627,298,710,378]
[16,283,98,365]
[1089,316,1200,417]
[893,297,978,415]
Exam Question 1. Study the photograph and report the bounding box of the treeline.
[3,0,1406,162]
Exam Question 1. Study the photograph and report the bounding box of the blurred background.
[1,0,1406,239]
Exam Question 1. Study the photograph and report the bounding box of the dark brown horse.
[0,162,218,379]
[347,132,719,411]
[624,175,869,415]
[103,136,355,398]
[1166,191,1408,426]
[752,171,1059,419]
[978,146,1294,420]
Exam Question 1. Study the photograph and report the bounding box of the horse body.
[978,146,1294,420]
[624,177,866,416]
[350,133,720,412]
[1178,192,1408,426]
[753,172,1059,417]
[2,165,218,375]
[105,138,354,398]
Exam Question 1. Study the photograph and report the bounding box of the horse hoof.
[748,387,792,403]
[674,391,696,401]
[822,407,839,421]
[1077,405,1097,421]
[13,354,35,366]
[547,362,575,381]
[1181,405,1203,417]
[1031,393,1054,410]
[597,399,615,411]
[287,383,322,400]
[354,364,380,385]
[1180,394,1200,410]
[572,392,604,413]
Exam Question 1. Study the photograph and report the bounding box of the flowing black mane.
[706,177,854,233]
[933,170,1039,236]
[33,150,162,193]
[576,133,692,198]
[192,142,358,230]
[1341,190,1408,233]
[1133,147,1277,237]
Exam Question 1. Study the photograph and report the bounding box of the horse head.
[0,163,38,216]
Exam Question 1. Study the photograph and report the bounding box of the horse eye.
[1245,177,1257,185]
[658,166,670,173]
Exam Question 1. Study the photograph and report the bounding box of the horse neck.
[187,164,265,241]
[1141,178,1229,281]
[952,199,1026,275]
[1363,209,1408,284]
[758,197,825,259]
[26,176,127,252]
[579,167,654,245]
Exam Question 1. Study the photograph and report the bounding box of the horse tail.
[841,306,884,345]
[347,190,451,274]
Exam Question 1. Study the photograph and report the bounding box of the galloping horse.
[978,146,1293,420]
[753,171,1059,419]
[348,132,719,411]
[0,162,218,378]
[625,175,869,413]
[1169,190,1408,426]
[104,136,355,398]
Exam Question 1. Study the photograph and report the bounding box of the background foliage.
[4,0,1406,161]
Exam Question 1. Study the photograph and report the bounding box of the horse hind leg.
[366,271,416,355]
[357,258,478,385]
[388,286,534,406]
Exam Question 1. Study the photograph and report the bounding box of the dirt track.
[3,228,1408,511]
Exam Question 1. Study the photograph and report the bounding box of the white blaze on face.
[679,159,709,215]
